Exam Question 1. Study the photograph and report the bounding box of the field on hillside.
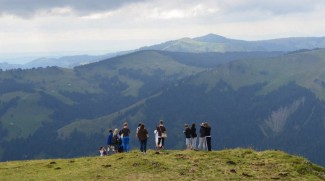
[0,149,324,181]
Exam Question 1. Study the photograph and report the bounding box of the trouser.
[122,136,130,152]
[198,137,206,150]
[191,137,197,149]
[158,137,165,148]
[140,139,147,152]
[206,136,211,151]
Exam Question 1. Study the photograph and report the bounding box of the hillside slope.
[0,149,324,181]
[1,50,278,162]
[141,34,325,53]
[60,49,325,166]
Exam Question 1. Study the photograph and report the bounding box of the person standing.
[190,123,197,150]
[183,124,192,150]
[120,122,131,152]
[198,123,207,150]
[137,124,148,154]
[158,120,167,149]
[136,122,142,138]
[106,129,114,155]
[205,122,212,151]
[154,126,159,149]
[112,129,122,153]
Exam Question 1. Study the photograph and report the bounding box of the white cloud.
[1,0,325,59]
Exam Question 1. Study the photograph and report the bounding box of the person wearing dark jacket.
[184,124,192,150]
[158,120,167,149]
[198,123,207,150]
[204,122,212,151]
[190,123,197,150]
[120,122,131,152]
[137,124,148,154]
[106,129,113,155]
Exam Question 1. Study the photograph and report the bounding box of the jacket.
[200,126,206,137]
[184,127,191,138]
[107,132,113,145]
[191,127,197,138]
[137,128,148,141]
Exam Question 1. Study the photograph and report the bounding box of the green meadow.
[0,149,324,181]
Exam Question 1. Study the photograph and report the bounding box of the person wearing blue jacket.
[106,129,113,155]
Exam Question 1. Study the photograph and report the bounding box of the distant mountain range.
[1,34,325,70]
[0,51,130,70]
[141,33,325,52]
[1,34,325,167]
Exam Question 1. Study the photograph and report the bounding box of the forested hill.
[1,49,325,167]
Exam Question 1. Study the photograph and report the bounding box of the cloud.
[218,0,325,15]
[0,0,146,17]
[1,0,325,57]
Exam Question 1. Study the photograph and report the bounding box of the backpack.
[112,135,122,145]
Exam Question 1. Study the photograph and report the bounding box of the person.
[106,129,114,155]
[154,126,159,149]
[136,122,142,138]
[190,123,197,150]
[198,122,207,150]
[183,124,192,150]
[158,120,167,150]
[137,124,148,154]
[120,122,131,152]
[99,146,107,156]
[112,128,122,153]
[204,122,212,151]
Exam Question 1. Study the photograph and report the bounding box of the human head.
[108,129,113,133]
[184,124,189,128]
[113,129,119,135]
[192,123,195,127]
[160,120,164,124]
[140,124,144,129]
[124,122,128,127]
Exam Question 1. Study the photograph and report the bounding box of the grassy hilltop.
[0,149,324,181]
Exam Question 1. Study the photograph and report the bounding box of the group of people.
[99,120,211,156]
[183,122,212,151]
[99,120,167,156]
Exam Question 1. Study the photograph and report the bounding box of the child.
[99,146,107,156]
[183,124,192,150]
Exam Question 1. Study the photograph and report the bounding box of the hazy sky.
[1,0,325,60]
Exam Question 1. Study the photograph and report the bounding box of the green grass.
[192,49,325,100]
[0,149,324,181]
[1,93,52,140]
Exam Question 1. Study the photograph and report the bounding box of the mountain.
[0,149,324,180]
[141,33,325,53]
[1,47,325,167]
[58,49,325,166]
[1,50,279,162]
[0,62,22,70]
[3,33,324,70]
[0,51,131,70]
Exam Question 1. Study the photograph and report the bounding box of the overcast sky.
[1,0,325,62]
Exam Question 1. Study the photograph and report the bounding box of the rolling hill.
[57,49,325,166]
[1,45,325,168]
[1,50,278,162]
[141,33,325,53]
